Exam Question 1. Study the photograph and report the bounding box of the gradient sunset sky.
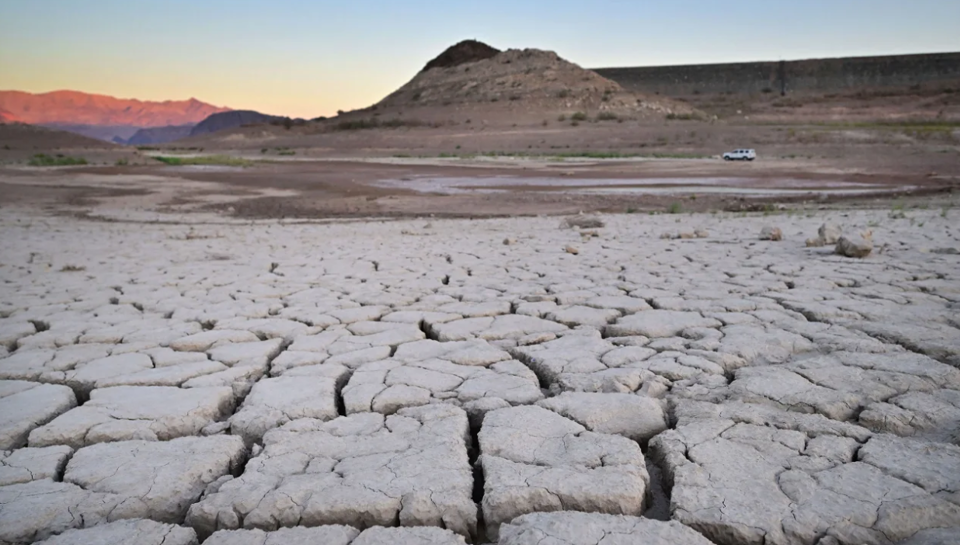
[2,0,959,119]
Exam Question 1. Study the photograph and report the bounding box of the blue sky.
[2,0,958,118]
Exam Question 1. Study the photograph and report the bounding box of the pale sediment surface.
[0,206,959,544]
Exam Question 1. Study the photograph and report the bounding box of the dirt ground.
[0,152,955,222]
[1,79,957,221]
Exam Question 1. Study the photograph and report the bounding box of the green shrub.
[571,112,588,122]
[667,202,683,214]
[154,155,252,167]
[28,154,87,166]
[596,112,618,121]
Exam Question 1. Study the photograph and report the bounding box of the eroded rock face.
[185,405,476,540]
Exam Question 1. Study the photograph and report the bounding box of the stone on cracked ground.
[536,392,667,444]
[62,436,245,523]
[650,418,960,545]
[28,385,234,448]
[229,365,350,444]
[0,380,76,449]
[478,405,649,541]
[497,511,715,545]
[33,519,198,545]
[185,404,476,540]
[0,445,73,486]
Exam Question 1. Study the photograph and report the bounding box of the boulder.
[759,225,783,241]
[836,232,873,258]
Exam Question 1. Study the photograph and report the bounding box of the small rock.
[694,229,709,238]
[580,229,600,238]
[818,222,841,244]
[836,231,873,258]
[565,245,579,255]
[759,226,783,241]
[805,237,826,247]
[561,215,604,229]
[679,232,695,239]
[503,238,516,246]
[201,421,231,436]
[659,232,675,240]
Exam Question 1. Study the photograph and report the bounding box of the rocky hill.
[189,110,284,137]
[371,41,689,118]
[125,124,195,146]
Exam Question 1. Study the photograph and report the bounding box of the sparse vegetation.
[28,154,87,166]
[558,114,566,122]
[153,155,253,167]
[596,112,619,121]
[60,264,86,272]
[557,89,570,99]
[667,202,683,214]
[333,118,431,131]
[571,112,588,122]
[665,113,704,121]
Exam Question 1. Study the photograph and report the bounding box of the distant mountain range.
[0,90,231,143]
[189,110,285,137]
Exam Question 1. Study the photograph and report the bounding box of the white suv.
[723,149,756,161]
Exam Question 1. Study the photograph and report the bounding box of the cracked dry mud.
[0,206,959,544]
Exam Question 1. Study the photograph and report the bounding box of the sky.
[2,0,959,119]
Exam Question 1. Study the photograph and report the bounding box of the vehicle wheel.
[747,158,755,161]
[724,157,731,161]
